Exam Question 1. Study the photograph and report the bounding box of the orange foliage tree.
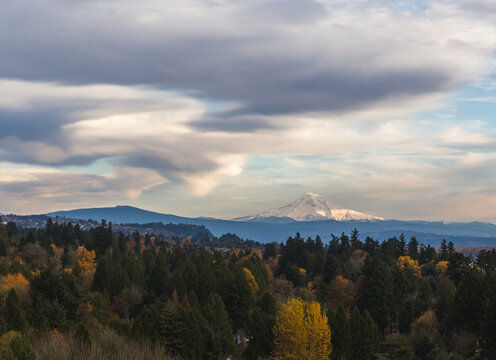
[1,273,29,302]
[273,298,331,360]
[329,275,356,307]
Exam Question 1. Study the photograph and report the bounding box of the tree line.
[0,216,495,359]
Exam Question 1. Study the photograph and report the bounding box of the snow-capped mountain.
[237,192,383,222]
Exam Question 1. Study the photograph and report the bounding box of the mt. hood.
[238,192,384,222]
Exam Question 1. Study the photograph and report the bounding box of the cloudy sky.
[1,0,496,222]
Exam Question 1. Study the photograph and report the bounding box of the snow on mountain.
[239,192,383,222]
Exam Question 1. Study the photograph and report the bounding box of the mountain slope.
[238,192,383,221]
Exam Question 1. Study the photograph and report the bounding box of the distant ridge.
[43,204,496,247]
[48,205,184,225]
[235,192,383,221]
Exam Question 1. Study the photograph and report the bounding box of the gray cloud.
[1,0,488,117]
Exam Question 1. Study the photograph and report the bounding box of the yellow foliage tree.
[436,261,449,275]
[76,247,97,288]
[243,267,259,295]
[397,255,421,277]
[273,298,332,360]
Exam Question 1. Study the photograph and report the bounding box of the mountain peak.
[240,193,383,222]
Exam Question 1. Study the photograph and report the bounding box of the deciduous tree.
[273,298,331,360]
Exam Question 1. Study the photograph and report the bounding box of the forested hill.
[46,205,496,246]
[1,217,496,359]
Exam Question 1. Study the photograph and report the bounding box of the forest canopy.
[0,216,495,359]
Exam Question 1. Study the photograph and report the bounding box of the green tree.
[133,305,161,344]
[150,252,172,298]
[331,305,351,360]
[29,268,83,331]
[482,289,496,358]
[407,237,419,260]
[358,257,394,333]
[203,293,234,359]
[452,269,493,333]
[364,310,380,355]
[245,292,276,360]
[226,266,253,330]
[434,278,456,330]
[161,305,206,360]
[4,290,27,332]
[62,245,72,267]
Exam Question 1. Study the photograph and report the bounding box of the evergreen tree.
[358,257,394,333]
[62,245,72,267]
[133,305,161,344]
[203,293,234,359]
[434,278,456,329]
[0,235,8,257]
[407,237,419,260]
[4,290,27,332]
[439,239,448,261]
[245,292,276,360]
[6,222,18,238]
[92,257,110,293]
[363,310,381,358]
[447,241,455,258]
[150,252,172,298]
[482,289,496,358]
[331,305,351,360]
[349,307,366,360]
[399,234,406,256]
[226,266,253,330]
[452,269,493,333]
[161,305,206,360]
